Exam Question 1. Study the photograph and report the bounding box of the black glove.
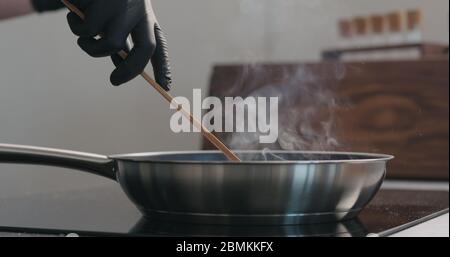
[66,0,172,89]
[32,0,65,12]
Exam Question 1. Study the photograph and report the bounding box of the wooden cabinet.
[204,59,449,180]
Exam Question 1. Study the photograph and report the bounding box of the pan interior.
[111,151,393,163]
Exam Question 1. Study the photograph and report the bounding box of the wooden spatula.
[61,0,241,162]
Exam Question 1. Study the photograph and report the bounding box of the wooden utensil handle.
[60,0,241,162]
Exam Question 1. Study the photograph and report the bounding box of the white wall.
[0,0,448,198]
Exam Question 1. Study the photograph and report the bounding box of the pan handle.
[0,143,116,180]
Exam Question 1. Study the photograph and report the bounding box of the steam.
[262,148,285,161]
[222,1,345,157]
[226,64,345,153]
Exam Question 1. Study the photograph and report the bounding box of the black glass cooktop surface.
[0,184,448,237]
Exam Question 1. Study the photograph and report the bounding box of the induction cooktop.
[0,184,448,237]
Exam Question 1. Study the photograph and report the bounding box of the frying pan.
[0,143,393,225]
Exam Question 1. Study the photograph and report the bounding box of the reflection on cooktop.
[0,185,448,237]
[130,218,367,237]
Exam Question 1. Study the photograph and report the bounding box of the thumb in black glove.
[66,0,172,90]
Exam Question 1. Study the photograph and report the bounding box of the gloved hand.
[66,0,172,89]
[31,0,65,12]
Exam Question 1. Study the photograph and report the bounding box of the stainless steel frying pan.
[0,144,393,225]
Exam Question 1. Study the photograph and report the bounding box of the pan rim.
[110,150,394,164]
